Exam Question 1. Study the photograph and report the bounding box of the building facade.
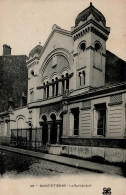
[0,3,126,163]
[0,44,27,143]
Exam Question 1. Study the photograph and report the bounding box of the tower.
[71,3,110,90]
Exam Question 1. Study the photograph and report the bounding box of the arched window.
[30,69,34,76]
[66,73,69,90]
[46,81,49,99]
[55,77,58,96]
[79,42,86,53]
[82,71,85,85]
[52,79,55,97]
[78,72,83,86]
[61,75,65,94]
[95,42,102,52]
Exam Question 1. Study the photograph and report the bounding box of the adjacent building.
[0,3,126,163]
[0,44,27,143]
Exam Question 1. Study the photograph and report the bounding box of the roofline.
[0,110,13,116]
[38,28,72,59]
[64,82,126,102]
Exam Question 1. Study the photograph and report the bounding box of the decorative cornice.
[72,19,110,35]
[63,82,126,103]
[73,24,108,41]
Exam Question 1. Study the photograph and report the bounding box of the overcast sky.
[0,0,126,61]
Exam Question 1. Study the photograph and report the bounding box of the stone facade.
[0,3,126,163]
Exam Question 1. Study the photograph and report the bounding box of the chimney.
[3,44,11,55]
[8,97,15,111]
[20,91,27,107]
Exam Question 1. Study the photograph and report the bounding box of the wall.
[27,30,73,105]
[0,55,28,112]
[10,106,29,130]
[63,91,126,139]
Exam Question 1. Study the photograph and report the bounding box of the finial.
[90,2,92,6]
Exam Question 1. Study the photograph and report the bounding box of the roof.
[75,2,106,27]
[29,45,43,58]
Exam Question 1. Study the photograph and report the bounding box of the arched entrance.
[50,113,57,144]
[42,115,48,145]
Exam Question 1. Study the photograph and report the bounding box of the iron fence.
[10,128,48,153]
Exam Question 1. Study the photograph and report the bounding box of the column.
[56,121,61,144]
[64,79,67,93]
[43,87,46,99]
[49,85,52,98]
[58,81,62,95]
[47,122,52,144]
[54,83,57,97]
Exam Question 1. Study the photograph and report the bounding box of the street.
[0,150,94,177]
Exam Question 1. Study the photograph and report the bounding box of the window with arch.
[61,75,65,94]
[66,73,69,90]
[78,71,86,87]
[79,42,86,53]
[78,72,83,86]
[82,71,85,85]
[30,69,34,76]
[95,42,102,52]
[52,79,55,97]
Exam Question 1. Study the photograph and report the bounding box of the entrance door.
[42,123,48,145]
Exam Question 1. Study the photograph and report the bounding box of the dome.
[29,45,43,58]
[75,3,106,27]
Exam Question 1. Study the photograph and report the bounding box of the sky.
[0,0,126,61]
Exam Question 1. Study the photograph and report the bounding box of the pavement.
[0,145,123,176]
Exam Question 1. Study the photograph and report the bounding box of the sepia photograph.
[0,0,126,195]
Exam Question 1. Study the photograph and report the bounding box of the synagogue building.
[0,3,126,163]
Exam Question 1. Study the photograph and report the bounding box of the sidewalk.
[0,145,122,176]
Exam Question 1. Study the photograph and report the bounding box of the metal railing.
[10,128,48,153]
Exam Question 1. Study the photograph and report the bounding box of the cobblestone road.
[19,159,93,177]
[0,150,94,177]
